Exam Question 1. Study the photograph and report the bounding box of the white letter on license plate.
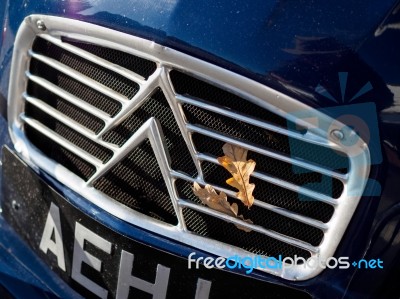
[195,278,212,299]
[39,202,66,271]
[71,222,112,299]
[116,250,170,299]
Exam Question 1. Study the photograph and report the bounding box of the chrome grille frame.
[8,15,371,280]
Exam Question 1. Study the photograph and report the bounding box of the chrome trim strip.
[26,71,112,121]
[160,69,204,179]
[21,115,103,168]
[29,50,129,103]
[23,93,117,151]
[252,200,328,231]
[197,153,338,206]
[96,68,161,137]
[178,199,319,253]
[176,94,343,153]
[24,93,98,137]
[87,117,169,186]
[39,34,147,83]
[187,124,347,181]
[171,169,328,230]
[8,15,371,281]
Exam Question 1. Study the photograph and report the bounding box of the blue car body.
[0,1,400,298]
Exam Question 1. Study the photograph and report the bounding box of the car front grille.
[8,15,371,280]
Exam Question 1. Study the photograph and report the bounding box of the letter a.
[39,202,66,271]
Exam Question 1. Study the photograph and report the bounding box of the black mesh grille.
[27,80,105,133]
[32,37,139,99]
[23,36,346,260]
[182,208,311,259]
[170,68,338,253]
[183,103,349,172]
[193,133,343,201]
[94,140,178,225]
[25,125,96,181]
[170,70,289,128]
[30,58,122,117]
[62,37,157,80]
[25,103,113,163]
[177,180,324,246]
[199,160,334,223]
[103,88,197,177]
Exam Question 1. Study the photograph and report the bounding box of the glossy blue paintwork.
[0,0,400,298]
[0,0,397,103]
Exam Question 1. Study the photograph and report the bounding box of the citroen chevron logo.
[315,72,373,103]
[87,117,185,222]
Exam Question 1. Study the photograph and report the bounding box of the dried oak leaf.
[192,182,236,216]
[217,143,256,208]
[192,182,253,232]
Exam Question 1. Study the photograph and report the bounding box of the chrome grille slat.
[176,94,343,152]
[23,93,117,151]
[250,199,328,231]
[8,15,372,281]
[24,93,96,136]
[28,50,129,103]
[86,117,168,185]
[26,72,112,120]
[170,170,328,230]
[38,34,147,83]
[21,115,103,168]
[96,68,162,138]
[178,199,319,253]
[187,123,348,181]
[196,153,338,206]
[159,71,204,177]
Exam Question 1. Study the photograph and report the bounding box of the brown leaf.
[236,215,254,233]
[192,182,237,216]
[192,182,252,232]
[217,143,256,208]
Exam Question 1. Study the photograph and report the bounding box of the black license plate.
[1,147,308,299]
